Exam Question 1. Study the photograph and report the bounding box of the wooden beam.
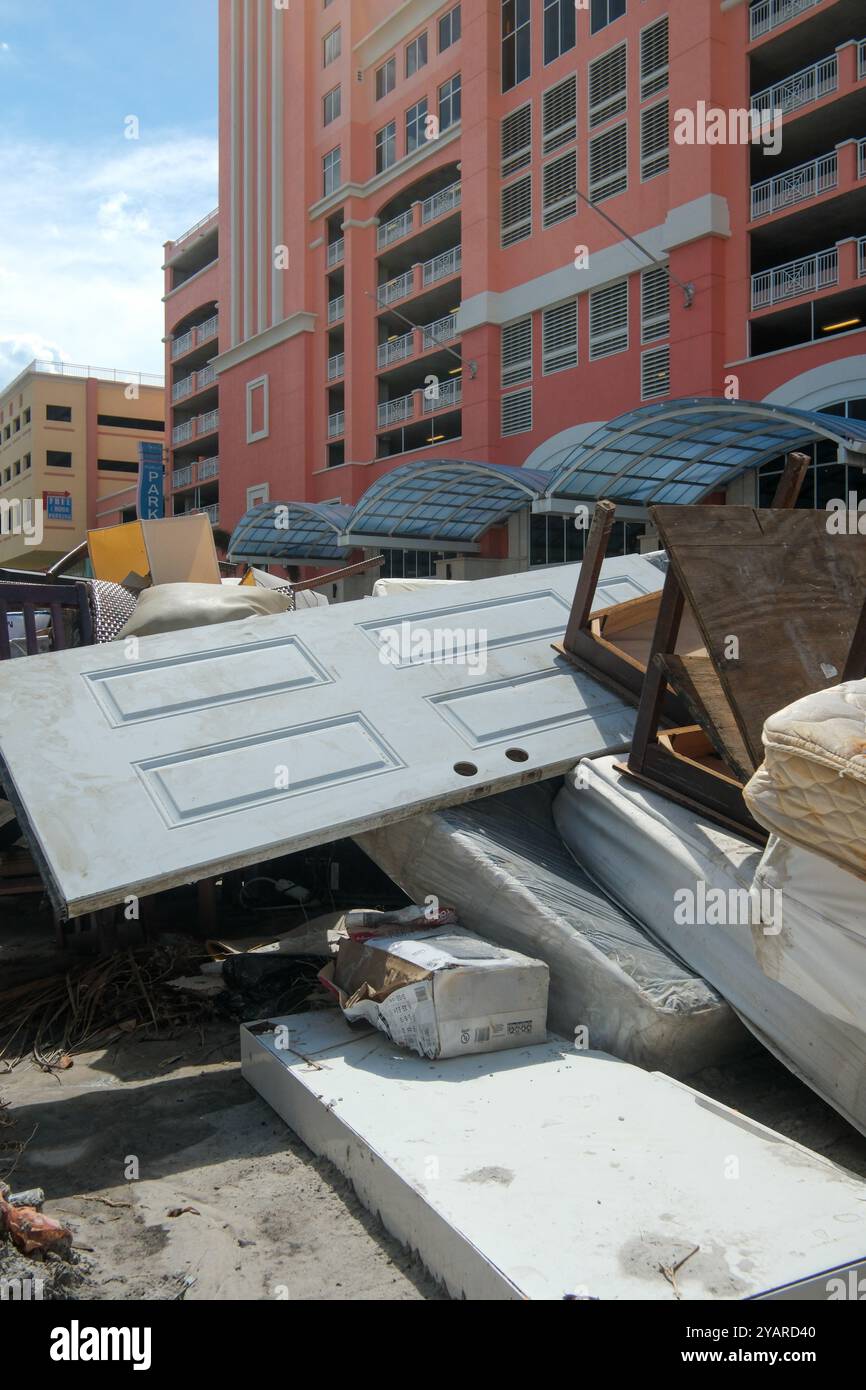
[627,567,685,774]
[771,451,810,509]
[563,499,616,652]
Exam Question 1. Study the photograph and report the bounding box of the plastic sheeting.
[752,836,866,1032]
[554,756,866,1136]
[357,781,746,1075]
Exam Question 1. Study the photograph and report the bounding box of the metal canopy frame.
[228,501,353,563]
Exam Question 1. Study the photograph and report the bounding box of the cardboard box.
[320,928,548,1060]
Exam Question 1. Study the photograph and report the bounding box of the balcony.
[422,182,462,225]
[749,0,821,42]
[378,331,414,369]
[376,183,463,252]
[328,294,345,325]
[860,237,866,276]
[200,503,220,526]
[422,377,462,414]
[378,395,415,429]
[172,408,219,446]
[421,312,458,351]
[173,458,220,490]
[172,362,217,402]
[377,209,414,251]
[171,314,219,360]
[327,352,345,381]
[327,237,345,268]
[751,246,838,308]
[423,245,462,288]
[861,137,866,177]
[860,39,866,80]
[377,270,415,308]
[328,409,345,439]
[751,150,837,218]
[751,54,837,119]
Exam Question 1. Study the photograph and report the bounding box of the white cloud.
[0,131,218,385]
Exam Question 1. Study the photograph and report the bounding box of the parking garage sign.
[137,442,165,520]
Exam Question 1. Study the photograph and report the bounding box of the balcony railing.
[378,394,415,428]
[172,207,219,249]
[751,54,837,119]
[421,182,462,225]
[860,40,866,80]
[327,352,345,381]
[751,247,838,309]
[422,245,462,287]
[751,150,837,218]
[377,209,414,251]
[327,237,345,268]
[749,0,821,42]
[200,504,220,525]
[171,314,219,360]
[328,294,345,325]
[328,409,345,439]
[172,457,220,490]
[378,332,414,368]
[859,238,866,277]
[423,377,462,414]
[421,312,459,351]
[377,269,415,307]
[172,409,219,446]
[860,138,866,178]
[172,362,216,402]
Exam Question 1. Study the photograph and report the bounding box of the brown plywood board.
[650,506,866,767]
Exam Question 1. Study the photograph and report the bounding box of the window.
[323,146,341,196]
[543,0,575,65]
[439,5,461,52]
[97,414,163,431]
[501,173,532,247]
[641,344,670,400]
[376,56,396,100]
[323,26,341,66]
[542,149,577,227]
[591,0,626,36]
[641,266,670,342]
[23,453,31,471]
[376,121,397,173]
[406,98,428,154]
[46,403,72,422]
[501,317,533,387]
[23,407,30,424]
[502,0,531,94]
[640,100,669,180]
[439,74,462,131]
[406,32,428,78]
[589,279,629,359]
[588,121,627,201]
[13,460,20,476]
[246,376,270,443]
[98,459,139,473]
[543,301,578,373]
[501,388,533,436]
[501,102,531,177]
[323,85,341,126]
[640,16,669,101]
[246,483,270,510]
[543,75,577,154]
[47,450,73,468]
[588,42,627,128]
[12,417,20,432]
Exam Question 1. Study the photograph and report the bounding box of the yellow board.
[88,515,221,587]
[87,521,148,585]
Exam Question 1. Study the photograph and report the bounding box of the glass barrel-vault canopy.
[228,501,352,563]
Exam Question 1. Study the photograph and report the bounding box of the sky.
[0,0,219,383]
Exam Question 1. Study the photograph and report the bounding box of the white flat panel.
[241,1012,866,1302]
[0,557,661,917]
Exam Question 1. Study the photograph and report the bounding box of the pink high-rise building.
[163,0,866,578]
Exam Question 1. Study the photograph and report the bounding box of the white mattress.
[357,783,746,1076]
[745,679,866,882]
[752,835,866,1031]
[554,756,866,1137]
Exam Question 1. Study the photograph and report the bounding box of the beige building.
[0,361,165,571]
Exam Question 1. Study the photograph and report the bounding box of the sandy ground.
[1,1021,442,1301]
